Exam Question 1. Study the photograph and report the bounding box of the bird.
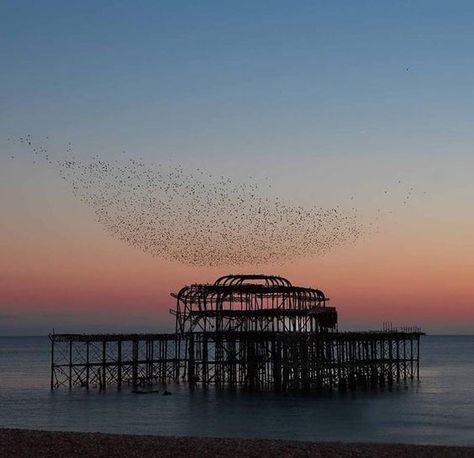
[14,135,423,266]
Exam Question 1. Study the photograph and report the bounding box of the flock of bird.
[13,136,417,267]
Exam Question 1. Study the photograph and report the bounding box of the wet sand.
[1,428,472,457]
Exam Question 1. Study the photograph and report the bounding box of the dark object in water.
[189,375,200,385]
[163,390,172,396]
[132,389,160,394]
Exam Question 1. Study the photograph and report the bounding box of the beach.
[1,428,473,458]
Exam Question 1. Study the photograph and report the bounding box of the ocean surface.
[0,335,473,445]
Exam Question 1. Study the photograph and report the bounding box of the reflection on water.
[0,335,473,445]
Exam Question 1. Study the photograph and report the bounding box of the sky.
[1,1,473,334]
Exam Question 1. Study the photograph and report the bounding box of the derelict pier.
[50,275,423,392]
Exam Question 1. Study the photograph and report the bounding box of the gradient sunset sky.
[1,1,473,334]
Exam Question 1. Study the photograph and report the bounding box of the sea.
[0,335,473,446]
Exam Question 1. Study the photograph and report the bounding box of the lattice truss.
[185,332,420,391]
[51,335,181,389]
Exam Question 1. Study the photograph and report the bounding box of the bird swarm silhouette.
[14,135,381,266]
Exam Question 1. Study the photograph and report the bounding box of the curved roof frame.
[214,274,293,288]
[175,275,328,308]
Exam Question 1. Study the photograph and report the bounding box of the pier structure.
[50,275,423,392]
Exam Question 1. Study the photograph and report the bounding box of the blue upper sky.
[2,1,473,166]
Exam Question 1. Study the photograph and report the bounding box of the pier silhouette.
[50,275,423,392]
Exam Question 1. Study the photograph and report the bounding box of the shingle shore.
[1,428,472,457]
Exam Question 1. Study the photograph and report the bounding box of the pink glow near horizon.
[1,148,474,335]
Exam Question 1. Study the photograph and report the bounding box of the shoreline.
[1,428,473,457]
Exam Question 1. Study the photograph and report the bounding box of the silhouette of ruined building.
[50,275,423,392]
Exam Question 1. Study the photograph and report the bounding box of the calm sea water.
[0,335,473,445]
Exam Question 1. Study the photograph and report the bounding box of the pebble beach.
[1,428,473,458]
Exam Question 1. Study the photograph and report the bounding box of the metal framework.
[173,274,337,334]
[50,274,423,392]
